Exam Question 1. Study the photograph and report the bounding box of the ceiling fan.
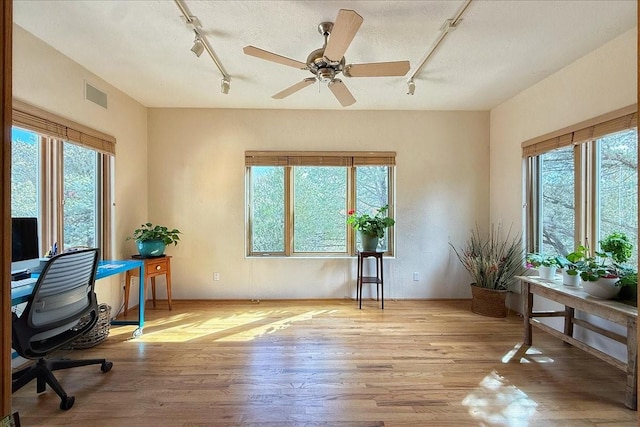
[243,9,410,107]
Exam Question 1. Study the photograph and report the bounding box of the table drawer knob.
[156,265,162,271]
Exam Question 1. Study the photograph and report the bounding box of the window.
[597,129,638,266]
[63,142,99,249]
[11,101,115,258]
[539,145,575,256]
[11,128,40,218]
[246,151,395,256]
[524,106,637,262]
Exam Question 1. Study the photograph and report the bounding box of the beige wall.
[490,27,637,230]
[489,27,637,361]
[12,25,149,311]
[148,108,490,300]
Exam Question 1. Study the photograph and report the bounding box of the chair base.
[12,357,113,410]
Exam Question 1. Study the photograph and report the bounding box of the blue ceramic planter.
[137,239,166,257]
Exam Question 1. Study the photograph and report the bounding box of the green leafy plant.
[580,233,636,286]
[599,232,632,264]
[525,253,561,268]
[557,245,588,276]
[347,205,395,239]
[450,224,526,290]
[127,223,182,246]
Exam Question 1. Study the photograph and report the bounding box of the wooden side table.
[124,255,172,316]
[356,251,384,309]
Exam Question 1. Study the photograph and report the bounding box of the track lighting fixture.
[191,32,204,57]
[221,77,230,94]
[406,80,415,95]
[175,0,230,95]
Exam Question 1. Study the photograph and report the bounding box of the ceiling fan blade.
[323,9,363,63]
[328,79,356,107]
[344,61,411,77]
[243,46,307,69]
[272,78,316,99]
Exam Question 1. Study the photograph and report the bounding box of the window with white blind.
[523,105,638,263]
[246,151,395,256]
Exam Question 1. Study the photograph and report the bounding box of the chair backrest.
[12,248,100,359]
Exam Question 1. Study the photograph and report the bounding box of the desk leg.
[523,281,533,345]
[135,265,145,337]
[124,270,132,316]
[625,317,637,410]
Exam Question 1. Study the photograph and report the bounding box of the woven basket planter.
[70,303,112,349]
[470,284,508,318]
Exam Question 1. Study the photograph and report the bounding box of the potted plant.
[347,205,395,251]
[557,245,587,287]
[580,232,636,300]
[526,252,561,280]
[127,222,182,257]
[450,224,525,317]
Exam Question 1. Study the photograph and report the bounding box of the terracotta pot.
[470,284,508,318]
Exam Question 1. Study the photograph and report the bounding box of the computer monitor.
[11,217,40,273]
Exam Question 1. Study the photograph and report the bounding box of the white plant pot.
[582,277,621,299]
[538,266,557,281]
[562,270,581,287]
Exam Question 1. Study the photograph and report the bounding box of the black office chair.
[11,248,113,410]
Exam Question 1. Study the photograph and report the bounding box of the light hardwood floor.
[11,299,638,426]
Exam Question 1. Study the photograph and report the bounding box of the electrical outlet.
[213,272,220,281]
[413,272,419,281]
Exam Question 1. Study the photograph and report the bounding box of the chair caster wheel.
[101,361,113,373]
[133,328,143,338]
[60,395,75,410]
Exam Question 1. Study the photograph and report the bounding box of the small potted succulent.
[127,223,181,257]
[526,253,561,281]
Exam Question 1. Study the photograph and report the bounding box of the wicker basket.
[70,303,112,349]
[470,284,508,318]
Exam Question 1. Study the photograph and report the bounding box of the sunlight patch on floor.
[462,370,538,426]
[502,343,554,364]
[128,309,330,343]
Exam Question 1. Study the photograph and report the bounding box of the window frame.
[245,151,395,257]
[524,105,637,256]
[11,101,115,259]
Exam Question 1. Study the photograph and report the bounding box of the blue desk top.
[11,259,144,305]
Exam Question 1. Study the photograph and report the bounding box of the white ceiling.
[12,0,637,111]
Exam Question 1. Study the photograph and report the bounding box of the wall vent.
[85,82,108,109]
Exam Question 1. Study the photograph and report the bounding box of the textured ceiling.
[12,0,637,111]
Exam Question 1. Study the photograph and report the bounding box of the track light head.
[191,37,204,57]
[406,80,415,95]
[221,77,230,94]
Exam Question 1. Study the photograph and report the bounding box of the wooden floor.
[11,299,638,426]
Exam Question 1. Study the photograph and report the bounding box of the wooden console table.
[517,275,637,409]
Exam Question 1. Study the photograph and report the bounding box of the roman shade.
[245,151,396,167]
[12,100,116,155]
[522,104,637,158]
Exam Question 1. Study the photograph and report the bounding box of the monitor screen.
[12,217,39,262]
